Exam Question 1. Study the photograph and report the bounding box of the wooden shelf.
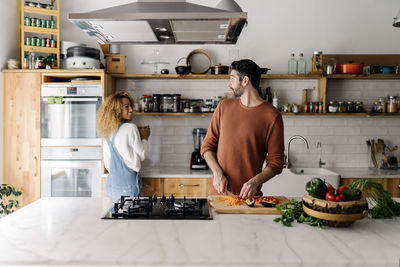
[111,73,323,79]
[327,74,400,79]
[23,45,58,54]
[24,26,57,35]
[23,6,58,16]
[133,112,400,117]
[134,112,214,116]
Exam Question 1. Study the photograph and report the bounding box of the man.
[200,59,284,199]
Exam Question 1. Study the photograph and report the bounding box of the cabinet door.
[340,178,400,198]
[164,178,210,197]
[142,178,164,196]
[4,72,41,206]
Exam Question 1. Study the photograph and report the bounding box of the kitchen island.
[0,197,399,267]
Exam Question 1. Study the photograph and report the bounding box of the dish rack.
[17,0,60,69]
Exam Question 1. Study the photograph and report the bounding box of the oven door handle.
[42,98,100,102]
[41,160,101,168]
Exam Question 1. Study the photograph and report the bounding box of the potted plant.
[0,184,22,216]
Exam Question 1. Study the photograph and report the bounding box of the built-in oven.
[41,83,102,146]
[41,147,102,197]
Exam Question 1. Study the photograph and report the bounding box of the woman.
[97,92,150,197]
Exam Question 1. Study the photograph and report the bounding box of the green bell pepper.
[305,178,328,199]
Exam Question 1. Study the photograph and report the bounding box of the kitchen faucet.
[285,135,309,168]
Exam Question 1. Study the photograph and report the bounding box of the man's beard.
[232,85,244,98]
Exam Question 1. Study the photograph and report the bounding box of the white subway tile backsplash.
[116,79,399,168]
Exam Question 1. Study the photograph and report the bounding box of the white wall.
[0,1,17,183]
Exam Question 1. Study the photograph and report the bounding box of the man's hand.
[213,170,228,194]
[239,178,259,199]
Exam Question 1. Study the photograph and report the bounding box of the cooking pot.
[210,64,229,74]
[175,57,191,74]
[337,63,363,74]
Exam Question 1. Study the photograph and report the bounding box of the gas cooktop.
[102,195,213,220]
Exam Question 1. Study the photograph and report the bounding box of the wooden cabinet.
[340,178,400,198]
[142,178,164,196]
[4,72,41,206]
[164,178,209,197]
[140,177,210,197]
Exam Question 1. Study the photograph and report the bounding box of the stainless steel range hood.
[68,0,247,45]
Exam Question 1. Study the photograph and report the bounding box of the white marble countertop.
[102,166,213,179]
[329,167,400,178]
[0,197,399,267]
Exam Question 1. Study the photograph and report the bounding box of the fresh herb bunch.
[0,184,22,215]
[348,179,400,218]
[273,199,324,227]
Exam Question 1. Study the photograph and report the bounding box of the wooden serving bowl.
[302,193,368,227]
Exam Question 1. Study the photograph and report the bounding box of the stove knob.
[169,194,175,203]
[152,194,157,203]
[161,195,166,203]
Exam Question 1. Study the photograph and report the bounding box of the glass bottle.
[297,53,306,74]
[288,53,297,75]
[272,91,279,109]
[265,87,272,103]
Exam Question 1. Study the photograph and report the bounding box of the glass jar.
[355,101,364,113]
[213,96,223,109]
[152,94,161,112]
[172,94,181,112]
[142,95,153,112]
[346,101,355,113]
[372,101,383,113]
[161,95,173,112]
[387,96,398,113]
[338,101,346,113]
[328,101,338,113]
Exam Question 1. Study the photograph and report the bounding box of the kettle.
[325,58,336,75]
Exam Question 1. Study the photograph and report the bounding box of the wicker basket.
[302,193,368,227]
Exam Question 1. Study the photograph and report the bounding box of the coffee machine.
[190,128,208,170]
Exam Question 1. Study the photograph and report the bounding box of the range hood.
[68,0,247,45]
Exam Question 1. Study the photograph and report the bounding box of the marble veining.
[0,197,399,267]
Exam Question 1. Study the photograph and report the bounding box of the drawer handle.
[34,156,38,177]
[179,184,200,187]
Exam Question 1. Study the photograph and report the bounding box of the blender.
[190,128,208,169]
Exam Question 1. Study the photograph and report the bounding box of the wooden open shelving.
[18,0,60,69]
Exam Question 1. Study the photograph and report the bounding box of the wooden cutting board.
[208,196,290,215]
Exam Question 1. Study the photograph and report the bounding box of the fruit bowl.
[302,193,368,227]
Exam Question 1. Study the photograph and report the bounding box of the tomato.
[327,185,335,193]
[335,193,345,202]
[326,191,336,201]
[338,185,349,193]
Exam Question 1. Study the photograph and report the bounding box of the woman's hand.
[213,169,228,194]
[139,126,150,140]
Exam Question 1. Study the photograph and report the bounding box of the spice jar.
[387,96,398,113]
[152,94,160,112]
[355,101,364,113]
[161,95,173,112]
[172,94,181,112]
[346,101,355,113]
[338,101,346,113]
[372,101,383,113]
[328,101,338,113]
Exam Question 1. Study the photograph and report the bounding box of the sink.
[261,168,340,198]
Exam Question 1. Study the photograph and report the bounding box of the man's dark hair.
[230,59,261,89]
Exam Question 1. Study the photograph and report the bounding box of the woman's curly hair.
[97,91,135,139]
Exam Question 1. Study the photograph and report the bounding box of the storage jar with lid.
[355,101,364,113]
[328,101,338,113]
[338,101,346,113]
[172,94,181,112]
[346,101,355,113]
[372,101,383,113]
[161,95,173,112]
[152,94,161,112]
[387,96,398,113]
